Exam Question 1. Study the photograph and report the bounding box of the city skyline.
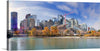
[8,1,100,50]
[9,1,100,30]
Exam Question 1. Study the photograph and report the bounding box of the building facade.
[20,14,35,30]
[11,12,18,31]
[80,23,87,31]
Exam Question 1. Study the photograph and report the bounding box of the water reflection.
[9,37,100,50]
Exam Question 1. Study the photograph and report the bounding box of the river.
[8,37,100,50]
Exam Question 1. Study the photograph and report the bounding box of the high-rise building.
[63,19,71,28]
[52,17,58,24]
[58,15,64,24]
[20,19,28,30]
[26,15,35,30]
[47,19,54,28]
[26,14,37,26]
[80,23,87,31]
[37,19,40,26]
[39,22,44,29]
[41,20,48,27]
[26,14,31,19]
[69,18,74,28]
[74,19,78,27]
[69,18,79,28]
[31,15,37,26]
[20,14,36,30]
[89,27,95,31]
[29,18,35,30]
[11,12,18,31]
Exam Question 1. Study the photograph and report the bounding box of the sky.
[9,1,100,30]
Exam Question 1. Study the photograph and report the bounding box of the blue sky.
[9,1,100,30]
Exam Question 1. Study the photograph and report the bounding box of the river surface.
[9,37,100,50]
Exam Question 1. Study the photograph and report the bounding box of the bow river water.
[8,37,100,50]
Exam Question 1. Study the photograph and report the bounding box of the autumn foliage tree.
[13,30,20,36]
[14,30,20,34]
[84,30,96,37]
[87,31,91,34]
[42,27,50,36]
[32,28,37,36]
[91,30,96,36]
[98,30,100,32]
[76,30,81,36]
[50,26,59,36]
[29,28,37,36]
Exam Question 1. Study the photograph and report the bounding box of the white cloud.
[56,4,79,14]
[92,19,100,30]
[57,5,72,11]
[89,9,100,18]
[85,8,100,30]
[83,16,87,19]
[47,1,54,4]
[66,2,78,8]
[80,5,100,19]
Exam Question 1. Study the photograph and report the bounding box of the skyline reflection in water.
[9,37,100,50]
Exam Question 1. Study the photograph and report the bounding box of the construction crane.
[64,12,74,26]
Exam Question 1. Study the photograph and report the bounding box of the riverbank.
[10,36,100,39]
[49,36,100,39]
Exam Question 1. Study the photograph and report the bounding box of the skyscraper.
[20,14,36,30]
[26,14,35,30]
[37,19,40,26]
[52,17,58,24]
[11,12,18,31]
[80,23,87,31]
[74,19,78,27]
[31,15,37,26]
[29,18,35,30]
[89,27,95,31]
[26,14,31,19]
[69,18,79,28]
[47,19,54,28]
[20,19,28,30]
[70,18,74,28]
[58,15,64,24]
[26,14,37,26]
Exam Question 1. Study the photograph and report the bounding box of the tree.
[87,31,91,34]
[98,30,100,32]
[91,30,96,36]
[85,31,96,37]
[32,28,37,35]
[50,26,59,36]
[14,30,20,34]
[24,30,29,34]
[84,34,91,37]
[76,30,81,36]
[42,27,50,36]
[29,28,37,36]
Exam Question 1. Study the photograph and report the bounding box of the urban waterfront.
[9,37,100,50]
[8,1,100,50]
